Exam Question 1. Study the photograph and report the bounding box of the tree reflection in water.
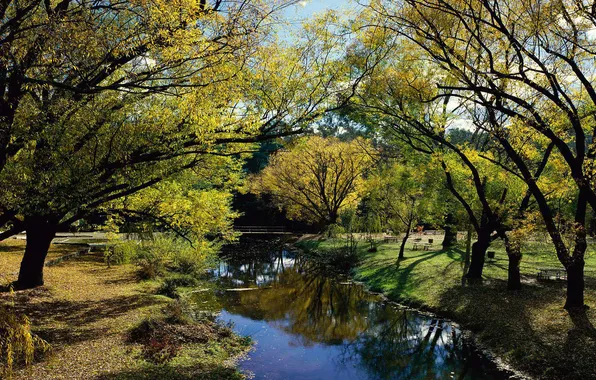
[194,241,503,379]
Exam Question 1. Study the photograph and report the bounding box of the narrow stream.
[190,239,506,380]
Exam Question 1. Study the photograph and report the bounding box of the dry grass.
[0,241,248,380]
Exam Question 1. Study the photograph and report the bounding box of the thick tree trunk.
[504,237,522,291]
[442,213,457,249]
[465,228,491,279]
[564,191,588,310]
[17,218,57,289]
[565,260,585,310]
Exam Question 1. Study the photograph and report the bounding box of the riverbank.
[0,239,251,380]
[296,236,596,380]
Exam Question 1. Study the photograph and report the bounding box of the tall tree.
[1,1,378,288]
[251,136,374,227]
[365,0,596,309]
[345,29,557,289]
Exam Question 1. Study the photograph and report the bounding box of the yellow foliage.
[251,136,374,225]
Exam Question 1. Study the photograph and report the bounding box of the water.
[190,240,505,380]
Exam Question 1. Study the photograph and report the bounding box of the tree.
[251,136,374,227]
[1,1,376,288]
[365,161,431,260]
[344,29,559,289]
[365,0,596,309]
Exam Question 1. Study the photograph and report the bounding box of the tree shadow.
[7,294,164,346]
[95,363,244,380]
[435,281,596,379]
[358,249,452,298]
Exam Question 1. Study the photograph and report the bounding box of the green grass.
[296,236,596,380]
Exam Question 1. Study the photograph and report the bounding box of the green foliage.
[339,208,358,233]
[301,234,360,274]
[158,275,199,299]
[109,235,217,281]
[109,240,139,265]
[323,224,346,239]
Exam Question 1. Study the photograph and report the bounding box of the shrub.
[303,245,360,274]
[110,235,216,281]
[157,275,198,299]
[323,224,345,239]
[0,306,50,378]
[136,253,166,280]
[108,240,140,265]
[144,335,181,365]
[129,318,182,365]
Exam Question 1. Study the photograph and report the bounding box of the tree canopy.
[251,135,374,226]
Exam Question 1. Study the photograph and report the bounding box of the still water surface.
[190,240,505,380]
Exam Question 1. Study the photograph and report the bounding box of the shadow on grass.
[358,249,461,298]
[435,280,596,379]
[95,363,244,380]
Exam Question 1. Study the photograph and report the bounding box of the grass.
[296,235,596,380]
[0,239,251,380]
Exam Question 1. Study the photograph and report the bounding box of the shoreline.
[294,236,596,380]
[349,279,531,380]
[0,240,252,380]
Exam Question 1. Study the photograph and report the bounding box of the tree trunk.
[17,217,57,289]
[504,237,522,291]
[564,190,588,309]
[565,259,585,310]
[465,228,491,279]
[398,228,410,261]
[442,213,457,249]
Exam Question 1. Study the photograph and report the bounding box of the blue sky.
[283,0,354,22]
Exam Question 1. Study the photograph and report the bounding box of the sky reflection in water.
[191,242,502,380]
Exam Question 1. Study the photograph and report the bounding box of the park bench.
[537,268,567,281]
[537,268,596,283]
[383,236,400,243]
[412,238,433,251]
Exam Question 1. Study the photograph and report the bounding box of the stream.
[189,239,507,380]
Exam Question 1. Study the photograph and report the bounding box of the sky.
[283,0,354,23]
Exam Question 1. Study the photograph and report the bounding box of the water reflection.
[192,242,502,380]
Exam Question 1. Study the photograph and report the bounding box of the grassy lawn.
[0,240,250,380]
[297,236,596,380]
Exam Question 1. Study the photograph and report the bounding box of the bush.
[108,240,139,265]
[136,253,166,280]
[323,224,345,239]
[157,275,198,299]
[303,246,359,274]
[170,246,212,276]
[110,235,216,281]
[129,318,182,365]
[0,306,50,378]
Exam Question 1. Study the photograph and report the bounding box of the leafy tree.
[344,27,560,289]
[0,1,369,288]
[365,161,432,260]
[364,0,596,308]
[251,136,374,227]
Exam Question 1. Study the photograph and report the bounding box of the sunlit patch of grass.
[297,237,596,380]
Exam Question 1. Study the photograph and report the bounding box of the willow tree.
[363,0,596,309]
[0,1,374,288]
[251,136,374,227]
